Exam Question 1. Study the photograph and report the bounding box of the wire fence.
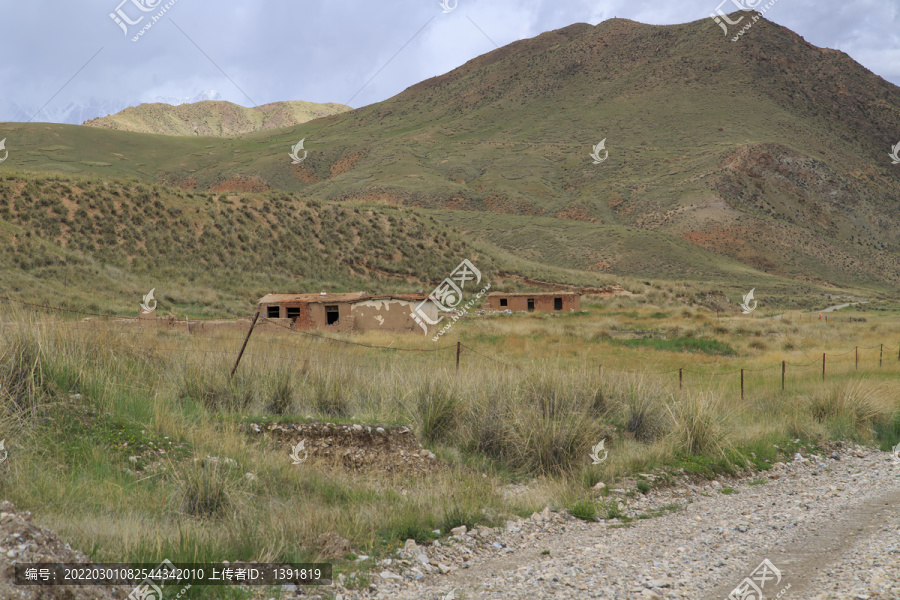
[1,296,897,399]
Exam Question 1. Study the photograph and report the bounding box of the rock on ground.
[0,501,128,599]
[326,442,900,599]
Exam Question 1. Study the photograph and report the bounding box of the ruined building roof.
[486,291,581,297]
[258,292,432,305]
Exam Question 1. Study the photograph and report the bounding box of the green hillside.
[2,14,898,290]
[0,173,496,316]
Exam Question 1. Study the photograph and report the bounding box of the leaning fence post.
[456,341,461,373]
[231,311,260,378]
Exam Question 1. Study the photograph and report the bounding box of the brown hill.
[12,14,900,288]
[82,100,351,136]
[263,13,900,287]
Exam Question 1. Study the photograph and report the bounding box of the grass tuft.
[414,378,460,444]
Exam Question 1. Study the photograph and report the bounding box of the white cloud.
[0,0,896,122]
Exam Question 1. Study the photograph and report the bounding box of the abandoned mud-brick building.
[487,292,581,312]
[257,292,440,333]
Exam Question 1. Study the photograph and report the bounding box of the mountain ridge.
[3,14,899,289]
[82,100,351,137]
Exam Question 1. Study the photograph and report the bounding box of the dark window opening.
[554,297,563,311]
[266,306,280,318]
[325,305,340,325]
[286,307,301,319]
[527,298,535,312]
[499,298,508,307]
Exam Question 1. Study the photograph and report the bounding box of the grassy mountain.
[0,173,496,316]
[1,172,654,316]
[3,14,899,290]
[82,100,351,137]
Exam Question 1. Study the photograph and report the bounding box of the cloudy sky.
[1,0,897,124]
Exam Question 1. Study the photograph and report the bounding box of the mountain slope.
[4,14,900,288]
[82,100,351,137]
[0,173,491,315]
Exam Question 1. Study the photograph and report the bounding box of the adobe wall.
[259,299,440,333]
[307,302,355,333]
[350,299,426,333]
[487,295,580,312]
[284,302,315,330]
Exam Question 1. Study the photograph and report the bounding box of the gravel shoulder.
[334,443,900,600]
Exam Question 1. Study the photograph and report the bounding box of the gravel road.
[330,442,900,600]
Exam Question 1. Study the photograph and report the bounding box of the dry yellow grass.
[0,299,897,574]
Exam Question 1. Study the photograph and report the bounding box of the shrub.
[464,397,507,459]
[180,367,254,412]
[807,380,894,438]
[568,498,598,521]
[506,391,600,474]
[606,375,668,442]
[414,378,460,444]
[0,330,46,412]
[666,391,728,456]
[308,372,350,418]
[268,367,296,415]
[172,457,241,518]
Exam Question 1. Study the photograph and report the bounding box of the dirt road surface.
[330,443,900,600]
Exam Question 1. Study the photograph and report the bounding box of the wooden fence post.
[781,360,785,392]
[598,364,602,379]
[822,353,826,382]
[880,344,883,368]
[231,311,260,378]
[456,341,461,373]
[679,368,683,390]
[740,369,744,400]
[855,346,858,370]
